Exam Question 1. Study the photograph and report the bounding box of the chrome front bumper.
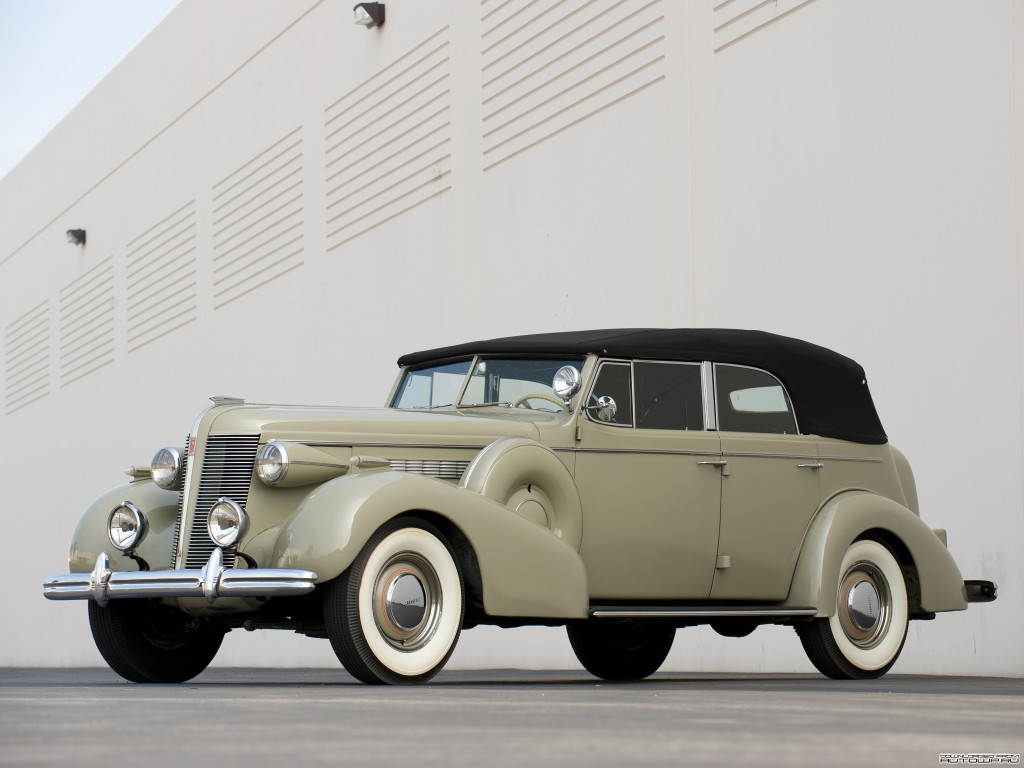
[42,548,317,606]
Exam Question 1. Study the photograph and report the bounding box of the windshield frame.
[389,355,587,412]
[389,357,474,410]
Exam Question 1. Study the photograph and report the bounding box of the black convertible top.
[398,329,886,444]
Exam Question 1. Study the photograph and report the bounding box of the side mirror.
[552,365,582,401]
[585,395,617,422]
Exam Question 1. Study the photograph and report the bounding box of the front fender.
[68,480,181,573]
[783,491,967,615]
[271,470,588,619]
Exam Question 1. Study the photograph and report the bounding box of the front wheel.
[324,517,464,685]
[567,621,675,680]
[88,599,224,683]
[796,538,909,679]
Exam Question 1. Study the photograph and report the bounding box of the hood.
[202,404,554,447]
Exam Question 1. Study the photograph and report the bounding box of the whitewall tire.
[324,517,464,685]
[797,538,909,679]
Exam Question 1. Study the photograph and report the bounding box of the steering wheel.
[514,393,565,409]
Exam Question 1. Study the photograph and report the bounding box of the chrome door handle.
[797,462,824,469]
[698,460,728,467]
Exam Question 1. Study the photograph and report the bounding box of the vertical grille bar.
[169,438,189,563]
[183,434,260,569]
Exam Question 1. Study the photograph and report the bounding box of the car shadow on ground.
[4,668,1020,697]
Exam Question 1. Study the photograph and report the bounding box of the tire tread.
[567,622,674,681]
[88,600,224,684]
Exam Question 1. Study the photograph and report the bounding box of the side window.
[587,362,633,426]
[715,364,797,434]
[634,362,704,430]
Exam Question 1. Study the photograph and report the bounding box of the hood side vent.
[389,458,470,480]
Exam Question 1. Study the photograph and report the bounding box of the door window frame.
[583,358,802,435]
[585,359,706,430]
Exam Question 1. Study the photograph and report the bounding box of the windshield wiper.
[428,401,512,410]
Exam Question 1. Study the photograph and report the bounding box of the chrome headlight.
[151,447,183,490]
[552,365,582,399]
[107,502,147,551]
[207,498,249,547]
[256,441,290,485]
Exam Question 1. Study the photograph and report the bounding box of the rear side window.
[715,364,797,434]
[634,362,703,430]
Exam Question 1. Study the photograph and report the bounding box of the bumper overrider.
[43,548,317,606]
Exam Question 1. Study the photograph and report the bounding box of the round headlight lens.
[207,498,249,547]
[151,447,183,490]
[107,502,147,551]
[256,441,290,485]
[552,365,582,399]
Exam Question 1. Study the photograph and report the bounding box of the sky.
[0,0,181,181]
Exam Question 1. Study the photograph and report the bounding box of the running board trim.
[588,606,819,619]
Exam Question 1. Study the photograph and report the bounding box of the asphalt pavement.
[1,668,1021,767]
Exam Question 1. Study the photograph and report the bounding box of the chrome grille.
[183,434,260,569]
[389,459,470,480]
[170,438,189,563]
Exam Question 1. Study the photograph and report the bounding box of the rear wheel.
[567,621,675,680]
[796,538,909,679]
[324,517,464,685]
[88,599,224,683]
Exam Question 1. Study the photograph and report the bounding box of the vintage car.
[44,329,996,684]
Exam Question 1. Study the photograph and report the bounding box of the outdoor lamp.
[354,2,384,28]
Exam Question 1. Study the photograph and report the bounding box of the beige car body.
[49,328,997,685]
[64,354,967,623]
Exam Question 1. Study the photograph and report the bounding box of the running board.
[588,606,819,620]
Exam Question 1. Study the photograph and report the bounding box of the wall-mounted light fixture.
[66,229,86,246]
[354,2,384,29]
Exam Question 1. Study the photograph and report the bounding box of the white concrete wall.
[1,0,1020,675]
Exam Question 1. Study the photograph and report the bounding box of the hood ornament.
[210,395,245,406]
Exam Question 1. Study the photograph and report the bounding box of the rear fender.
[271,470,588,619]
[783,491,967,615]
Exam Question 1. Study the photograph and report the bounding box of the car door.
[709,363,821,601]
[575,360,722,600]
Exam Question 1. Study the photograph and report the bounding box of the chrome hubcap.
[372,552,442,651]
[837,560,891,649]
[847,580,879,631]
[386,573,427,631]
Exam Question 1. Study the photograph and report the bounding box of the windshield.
[391,356,585,411]
[392,359,472,409]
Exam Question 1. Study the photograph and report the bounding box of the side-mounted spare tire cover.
[459,436,583,551]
